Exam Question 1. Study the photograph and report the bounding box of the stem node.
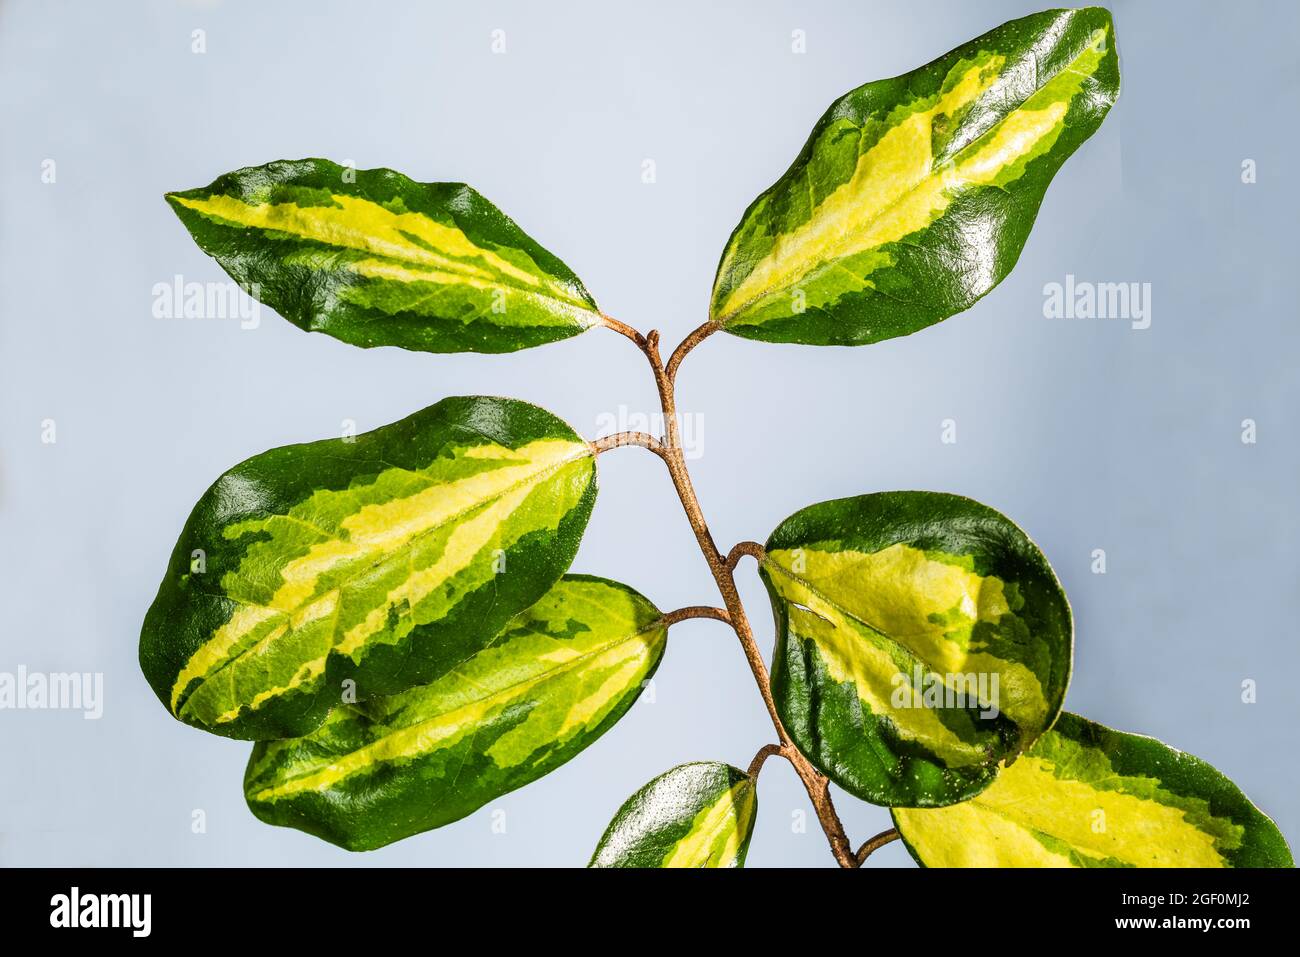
[611,318,859,868]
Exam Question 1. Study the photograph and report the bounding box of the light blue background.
[2,0,1296,867]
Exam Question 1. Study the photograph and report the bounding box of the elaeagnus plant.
[140,8,1293,868]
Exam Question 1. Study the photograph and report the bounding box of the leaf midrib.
[717,28,1099,325]
[258,615,666,790]
[962,796,1135,866]
[184,191,595,312]
[179,445,594,716]
[762,555,954,682]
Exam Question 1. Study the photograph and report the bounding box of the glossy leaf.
[244,576,666,851]
[139,396,597,740]
[590,762,757,868]
[762,491,1072,807]
[710,7,1120,345]
[167,159,601,353]
[893,712,1294,867]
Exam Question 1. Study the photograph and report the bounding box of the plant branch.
[590,430,666,457]
[856,827,901,864]
[725,541,766,573]
[600,313,646,348]
[747,743,783,778]
[660,605,732,627]
[665,320,720,383]
[621,324,859,869]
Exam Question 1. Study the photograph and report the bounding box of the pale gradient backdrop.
[2,0,1297,866]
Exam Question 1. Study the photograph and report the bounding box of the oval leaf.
[244,576,666,851]
[893,713,1294,868]
[166,159,601,353]
[590,762,757,868]
[762,491,1072,807]
[139,396,597,740]
[710,7,1120,345]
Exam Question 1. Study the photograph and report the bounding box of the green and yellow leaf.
[589,762,757,868]
[893,712,1294,867]
[762,491,1072,807]
[711,7,1120,345]
[139,396,597,740]
[244,576,666,851]
[167,159,601,353]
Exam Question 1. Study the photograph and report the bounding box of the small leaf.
[893,712,1294,867]
[166,159,601,353]
[139,396,597,740]
[590,762,757,868]
[710,7,1120,345]
[762,491,1072,807]
[244,576,666,851]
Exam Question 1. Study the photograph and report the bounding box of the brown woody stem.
[747,743,783,778]
[600,313,647,348]
[726,541,766,573]
[856,827,901,864]
[660,605,732,627]
[607,316,859,869]
[665,320,720,382]
[590,431,666,456]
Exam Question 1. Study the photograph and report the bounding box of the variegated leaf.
[711,7,1120,345]
[893,713,1294,868]
[139,396,596,740]
[589,762,757,868]
[244,576,666,851]
[762,491,1072,807]
[167,159,601,353]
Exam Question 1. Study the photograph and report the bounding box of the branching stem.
[725,541,766,573]
[600,313,647,348]
[665,320,720,383]
[747,743,783,778]
[590,431,666,457]
[660,605,732,627]
[605,316,859,869]
[856,827,901,864]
